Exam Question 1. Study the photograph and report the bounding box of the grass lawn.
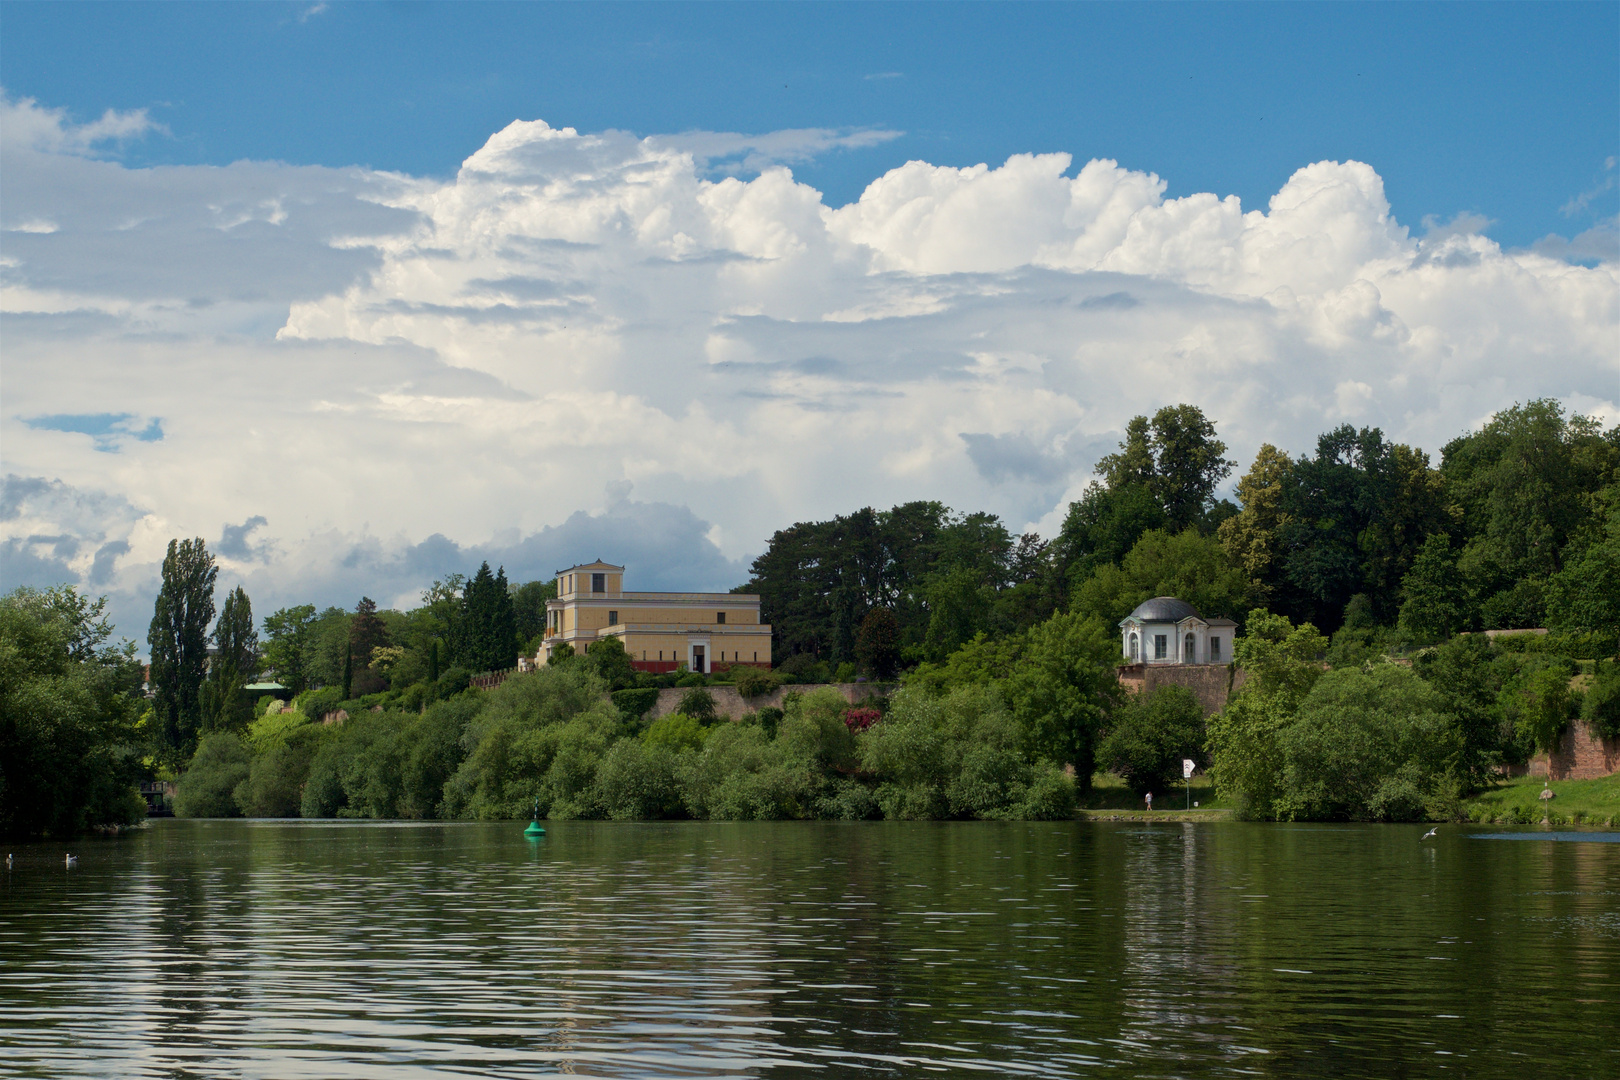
[1460,774,1620,826]
[1082,772,1228,812]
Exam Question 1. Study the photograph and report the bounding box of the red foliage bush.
[844,707,881,732]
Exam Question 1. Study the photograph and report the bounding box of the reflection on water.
[1,821,1616,1078]
[1469,832,1620,842]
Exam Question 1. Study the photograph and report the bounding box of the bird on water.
[1421,828,1438,841]
[64,853,78,867]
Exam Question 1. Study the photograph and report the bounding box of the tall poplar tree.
[148,538,217,762]
[202,586,257,732]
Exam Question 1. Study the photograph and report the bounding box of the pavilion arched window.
[1184,633,1196,663]
[1128,633,1139,660]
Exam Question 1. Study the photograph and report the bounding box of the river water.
[2,820,1616,1079]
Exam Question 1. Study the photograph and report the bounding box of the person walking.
[1144,791,1153,811]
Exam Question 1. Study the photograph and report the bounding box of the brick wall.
[1523,720,1620,780]
[1117,663,1247,718]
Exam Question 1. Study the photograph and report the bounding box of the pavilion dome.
[1126,596,1201,623]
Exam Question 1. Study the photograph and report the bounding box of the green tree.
[856,607,901,678]
[1545,509,1620,644]
[1277,426,1451,630]
[1218,443,1295,600]
[1,586,147,837]
[262,604,317,695]
[348,597,391,696]
[511,578,557,651]
[1275,664,1460,822]
[172,732,251,818]
[457,562,517,673]
[202,585,257,732]
[1507,666,1573,761]
[1411,633,1503,793]
[1098,685,1205,795]
[147,537,218,763]
[1095,404,1236,533]
[1442,400,1619,625]
[1069,527,1251,628]
[1397,533,1474,641]
[1004,610,1121,790]
[1581,659,1620,739]
[585,635,636,690]
[1205,609,1328,818]
[1055,481,1168,586]
[677,687,718,723]
[905,631,1028,697]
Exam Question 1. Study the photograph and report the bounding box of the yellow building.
[541,560,771,674]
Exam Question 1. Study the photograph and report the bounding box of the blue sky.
[4,2,1616,251]
[2,2,1616,646]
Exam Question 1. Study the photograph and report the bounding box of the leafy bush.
[440,664,614,820]
[1273,664,1458,822]
[732,667,781,699]
[436,667,471,698]
[611,688,661,725]
[235,734,319,817]
[756,706,784,738]
[173,732,251,818]
[595,739,684,819]
[844,707,881,732]
[862,687,1071,820]
[1098,686,1205,795]
[295,686,344,720]
[644,713,709,753]
[677,687,718,723]
[1582,659,1620,739]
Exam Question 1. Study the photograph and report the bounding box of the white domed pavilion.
[1119,597,1236,666]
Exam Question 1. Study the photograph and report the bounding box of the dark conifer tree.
[147,538,217,763]
[202,585,257,732]
[348,597,390,696]
[456,563,518,673]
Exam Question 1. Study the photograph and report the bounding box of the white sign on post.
[1182,758,1195,779]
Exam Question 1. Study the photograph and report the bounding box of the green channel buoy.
[524,820,546,837]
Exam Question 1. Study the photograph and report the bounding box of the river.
[2,819,1616,1078]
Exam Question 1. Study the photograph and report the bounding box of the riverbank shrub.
[173,661,1085,822]
[173,732,251,817]
[1273,665,1457,821]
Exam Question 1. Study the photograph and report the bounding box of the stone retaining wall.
[1520,720,1620,780]
[1117,663,1246,717]
[648,682,894,721]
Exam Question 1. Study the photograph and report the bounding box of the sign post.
[1183,758,1195,810]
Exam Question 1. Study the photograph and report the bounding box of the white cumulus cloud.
[2,97,1615,645]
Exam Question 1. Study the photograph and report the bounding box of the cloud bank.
[2,97,1615,646]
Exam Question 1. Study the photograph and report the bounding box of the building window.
[1184,633,1196,663]
[608,611,618,625]
[1129,633,1138,660]
[1154,634,1167,660]
[1210,637,1221,661]
[592,573,605,593]
[717,611,725,624]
